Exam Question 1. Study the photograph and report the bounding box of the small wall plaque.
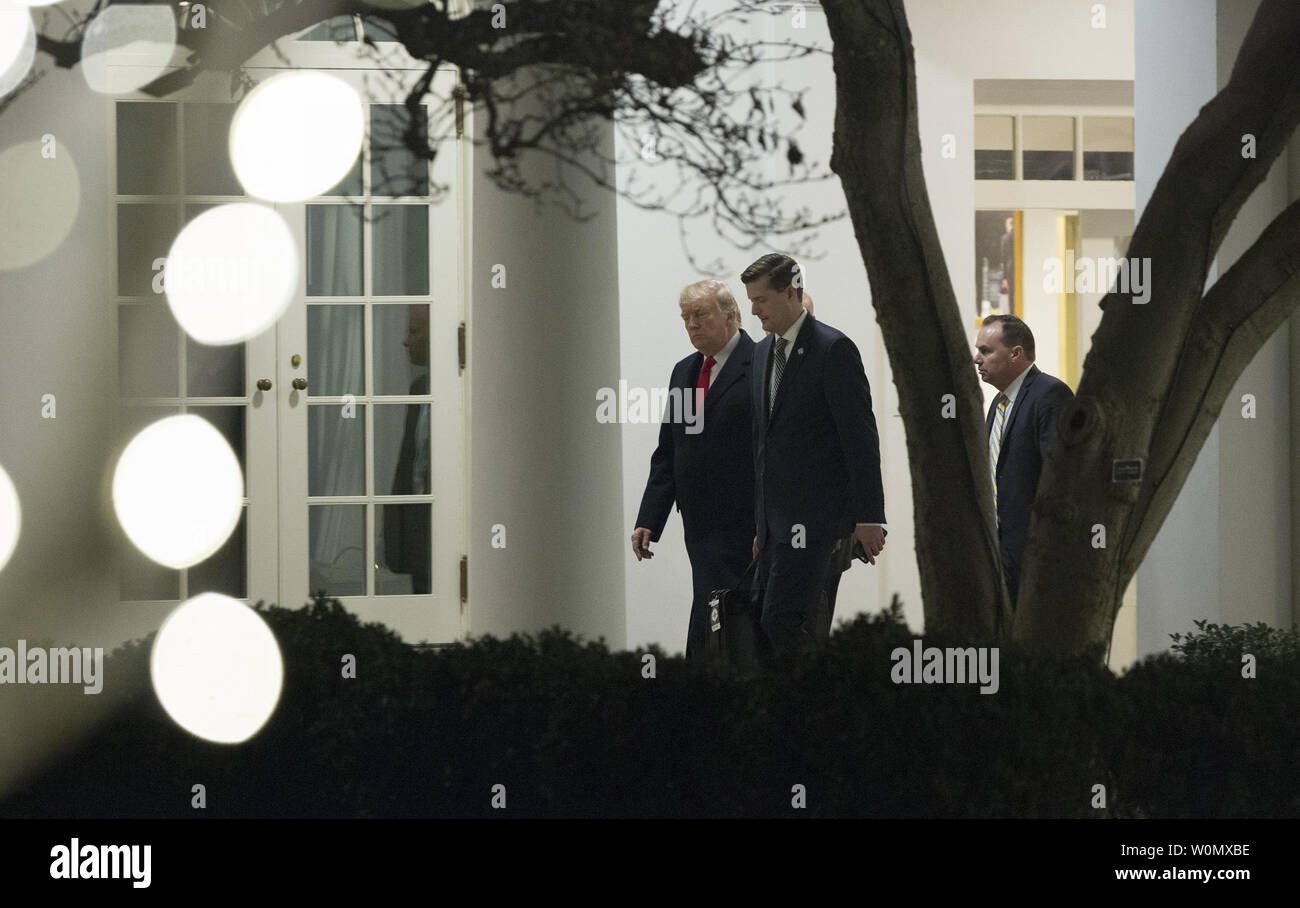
[1112,459,1143,482]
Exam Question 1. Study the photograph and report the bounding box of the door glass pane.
[370,104,429,197]
[323,156,363,197]
[307,305,364,396]
[188,507,247,598]
[309,504,366,597]
[1022,115,1074,180]
[187,336,245,397]
[373,303,428,396]
[120,537,180,601]
[119,405,180,445]
[309,404,366,496]
[371,205,428,296]
[1083,116,1134,181]
[375,403,430,497]
[975,114,1014,180]
[194,405,247,475]
[117,204,176,296]
[185,202,219,222]
[117,102,177,195]
[975,210,1016,311]
[184,103,242,196]
[361,16,400,43]
[376,504,430,595]
[299,15,357,42]
[119,304,179,397]
[306,205,363,296]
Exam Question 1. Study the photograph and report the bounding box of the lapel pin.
[797,347,805,355]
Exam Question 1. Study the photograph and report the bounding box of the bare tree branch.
[18,0,838,252]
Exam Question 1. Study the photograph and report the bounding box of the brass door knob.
[292,378,308,391]
[256,378,272,391]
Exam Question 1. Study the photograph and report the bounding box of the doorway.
[109,59,468,645]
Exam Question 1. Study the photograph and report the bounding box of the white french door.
[270,63,466,645]
[111,47,467,645]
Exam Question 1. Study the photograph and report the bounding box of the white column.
[1133,0,1221,656]
[467,77,627,645]
[1136,0,1294,656]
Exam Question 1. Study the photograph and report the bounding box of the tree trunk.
[823,0,1007,641]
[825,0,1300,658]
[1014,0,1300,653]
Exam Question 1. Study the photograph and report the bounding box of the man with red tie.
[632,280,757,661]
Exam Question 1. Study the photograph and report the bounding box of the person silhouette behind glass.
[384,305,431,594]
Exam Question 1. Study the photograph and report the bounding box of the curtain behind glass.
[307,211,366,586]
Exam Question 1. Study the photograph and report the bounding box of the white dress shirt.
[999,364,1031,422]
[768,309,808,405]
[703,327,742,389]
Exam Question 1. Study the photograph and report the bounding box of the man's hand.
[752,535,758,561]
[631,528,654,561]
[854,525,886,565]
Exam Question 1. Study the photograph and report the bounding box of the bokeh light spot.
[112,414,243,570]
[0,463,20,573]
[0,139,81,271]
[80,5,177,95]
[151,593,284,744]
[230,71,364,202]
[165,203,298,345]
[0,5,36,99]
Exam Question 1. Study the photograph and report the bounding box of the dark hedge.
[1,598,1296,818]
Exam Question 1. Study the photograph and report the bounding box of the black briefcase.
[705,560,769,668]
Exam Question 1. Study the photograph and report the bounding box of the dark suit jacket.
[752,314,885,550]
[636,330,757,603]
[986,364,1073,598]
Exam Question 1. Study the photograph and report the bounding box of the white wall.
[1292,138,1300,632]
[1077,210,1134,382]
[1019,208,1064,381]
[1132,0,1221,655]
[1212,0,1293,631]
[0,66,133,797]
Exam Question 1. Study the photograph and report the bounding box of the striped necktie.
[769,337,788,418]
[989,392,1009,511]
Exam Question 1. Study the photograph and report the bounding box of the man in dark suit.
[632,280,756,660]
[384,304,431,594]
[974,314,1073,604]
[768,291,855,623]
[744,253,886,658]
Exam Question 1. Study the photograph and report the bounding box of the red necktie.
[697,355,716,398]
